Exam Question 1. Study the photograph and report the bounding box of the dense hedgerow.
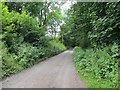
[1,4,66,79]
[1,42,66,78]
[73,45,118,88]
[62,2,120,88]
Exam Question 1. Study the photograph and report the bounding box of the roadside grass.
[77,70,115,88]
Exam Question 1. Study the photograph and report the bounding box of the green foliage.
[2,2,119,88]
[89,2,120,46]
[61,2,120,48]
[1,3,66,79]
[2,40,66,78]
[64,2,120,88]
[4,2,44,16]
[40,40,67,57]
[49,40,66,51]
[1,41,23,78]
[73,46,118,88]
[60,3,93,48]
[2,5,42,47]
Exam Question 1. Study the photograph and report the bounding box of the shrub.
[49,40,66,53]
[1,4,67,79]
[73,46,118,88]
[1,41,23,78]
[1,41,66,79]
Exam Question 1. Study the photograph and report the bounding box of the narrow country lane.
[2,50,86,88]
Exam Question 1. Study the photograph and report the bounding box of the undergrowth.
[73,45,119,88]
